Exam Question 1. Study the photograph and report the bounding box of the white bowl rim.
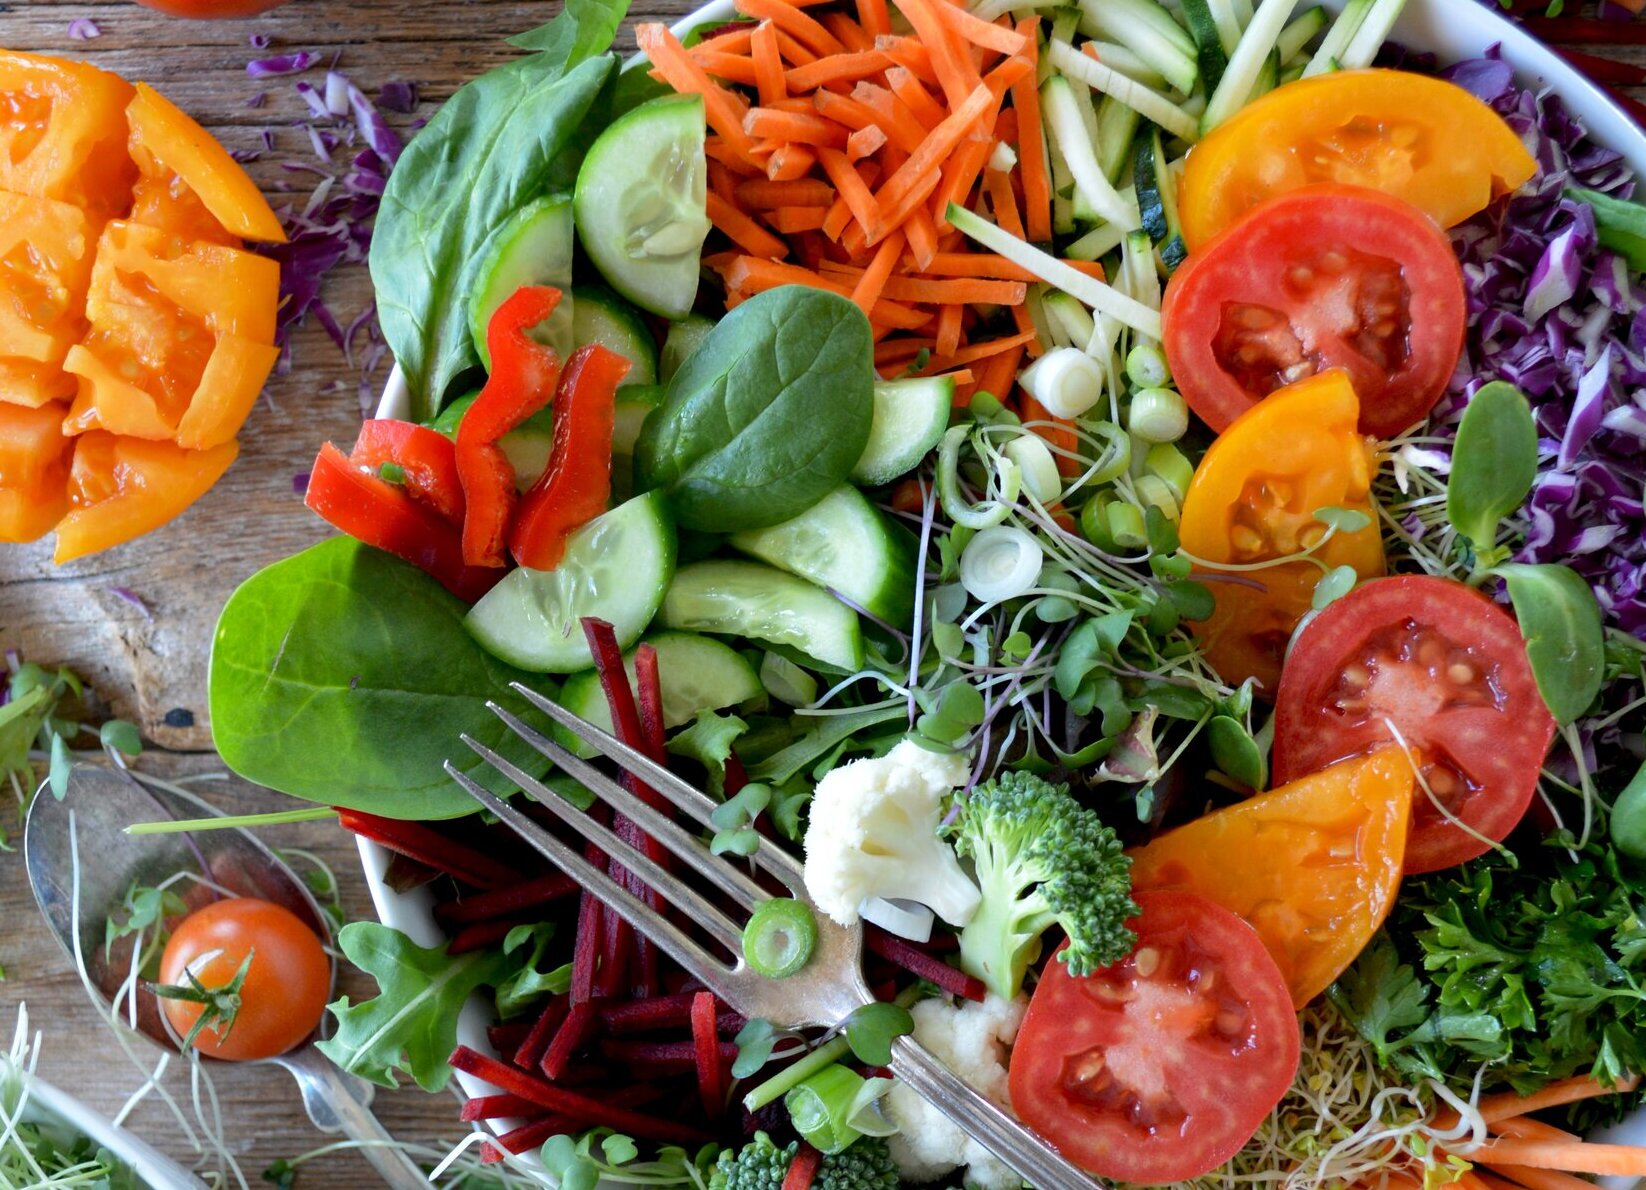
[21,1072,209,1188]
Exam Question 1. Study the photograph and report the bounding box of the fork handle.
[888,1035,1104,1190]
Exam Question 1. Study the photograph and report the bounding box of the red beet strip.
[513,996,568,1071]
[487,1021,532,1055]
[540,1000,599,1080]
[435,873,580,927]
[692,990,723,1116]
[600,1038,740,1068]
[1556,45,1646,84]
[447,914,537,956]
[592,892,633,1000]
[1523,16,1646,41]
[784,1144,825,1190]
[724,750,750,796]
[630,642,669,996]
[598,992,747,1035]
[493,1113,583,1155]
[450,1046,712,1143]
[337,808,522,889]
[582,618,648,994]
[866,928,986,1001]
[461,1093,548,1122]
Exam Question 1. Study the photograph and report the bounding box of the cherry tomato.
[1161,184,1466,439]
[133,0,291,17]
[1008,891,1299,1184]
[1179,70,1537,250]
[1129,749,1414,1006]
[1177,369,1384,694]
[157,897,330,1061]
[1273,575,1557,874]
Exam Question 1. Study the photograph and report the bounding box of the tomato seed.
[1132,947,1160,977]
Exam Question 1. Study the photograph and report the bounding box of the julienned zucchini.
[1133,125,1183,248]
[1179,0,1232,93]
[1075,0,1200,95]
[1201,0,1300,134]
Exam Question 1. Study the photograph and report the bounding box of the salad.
[202,0,1646,1184]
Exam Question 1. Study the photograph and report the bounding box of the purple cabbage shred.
[67,18,101,39]
[247,52,322,79]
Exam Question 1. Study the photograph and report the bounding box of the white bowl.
[19,1072,208,1189]
[361,0,1646,1171]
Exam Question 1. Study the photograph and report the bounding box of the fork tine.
[511,682,806,888]
[457,736,749,957]
[486,702,769,911]
[443,761,738,994]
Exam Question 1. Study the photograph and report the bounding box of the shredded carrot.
[895,0,985,108]
[704,191,789,259]
[1478,1166,1607,1190]
[1009,292,1041,356]
[704,136,762,174]
[935,303,964,357]
[873,335,933,363]
[1010,19,1051,242]
[929,133,995,233]
[934,2,1029,55]
[772,28,820,66]
[735,177,835,208]
[885,66,947,130]
[769,206,828,233]
[638,24,756,161]
[850,228,904,315]
[875,35,939,86]
[851,81,934,145]
[1468,1139,1646,1176]
[904,204,939,270]
[821,10,875,52]
[984,166,1024,239]
[1470,1173,1527,1190]
[818,147,882,242]
[889,477,924,512]
[972,342,1024,406]
[917,251,1095,281]
[1493,1119,1582,1144]
[847,124,888,161]
[735,0,844,56]
[874,83,997,239]
[855,0,892,38]
[745,107,847,147]
[1478,1076,1640,1125]
[720,256,930,329]
[767,143,818,181]
[879,275,1027,305]
[994,106,1018,143]
[981,52,1035,101]
[693,50,759,86]
[691,24,754,55]
[788,50,891,95]
[707,160,742,203]
[923,329,1038,366]
[750,21,786,106]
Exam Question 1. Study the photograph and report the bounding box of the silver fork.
[443,682,1103,1190]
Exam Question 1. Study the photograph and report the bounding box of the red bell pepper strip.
[457,285,564,568]
[304,443,502,603]
[510,344,627,570]
[349,419,466,524]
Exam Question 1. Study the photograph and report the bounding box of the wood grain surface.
[0,0,1641,1185]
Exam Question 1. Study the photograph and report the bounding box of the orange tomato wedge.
[1128,748,1415,1007]
[54,432,238,564]
[0,51,135,216]
[0,401,73,542]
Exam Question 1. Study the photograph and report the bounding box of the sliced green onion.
[858,896,934,943]
[760,651,818,707]
[1145,442,1196,503]
[1128,386,1190,443]
[1021,347,1104,418]
[784,1065,896,1154]
[1135,474,1181,521]
[1081,494,1118,551]
[743,898,818,979]
[1107,500,1149,549]
[1126,342,1171,389]
[1003,434,1062,504]
[1085,420,1133,485]
[960,525,1045,604]
[937,426,1019,529]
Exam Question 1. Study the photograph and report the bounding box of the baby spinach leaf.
[1207,715,1266,790]
[1491,562,1606,725]
[209,537,557,820]
[636,287,874,530]
[508,0,628,63]
[319,922,512,1092]
[371,38,615,419]
[1446,382,1537,554]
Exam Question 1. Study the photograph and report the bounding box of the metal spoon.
[24,763,430,1189]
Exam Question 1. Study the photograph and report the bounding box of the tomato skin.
[1129,749,1414,1006]
[1273,575,1557,873]
[1178,369,1384,694]
[1009,891,1299,1184]
[132,0,292,17]
[54,432,238,563]
[0,52,136,217]
[1179,70,1537,251]
[1162,184,1466,439]
[158,898,330,1061]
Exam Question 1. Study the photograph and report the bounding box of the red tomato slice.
[1008,890,1299,1184]
[1273,575,1557,873]
[1162,184,1466,439]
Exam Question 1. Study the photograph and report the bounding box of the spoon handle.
[277,1047,430,1188]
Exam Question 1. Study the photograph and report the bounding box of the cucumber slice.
[574,93,709,321]
[613,384,665,503]
[465,491,676,673]
[555,631,763,757]
[852,376,954,486]
[574,285,658,389]
[660,313,715,385]
[1134,125,1184,247]
[729,486,918,628]
[660,560,864,672]
[468,195,575,372]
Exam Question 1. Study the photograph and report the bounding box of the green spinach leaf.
[636,287,874,530]
[370,36,615,418]
[318,923,511,1091]
[1491,562,1606,725]
[1446,381,1537,555]
[209,537,556,819]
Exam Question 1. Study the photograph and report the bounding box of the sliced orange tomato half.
[0,192,97,404]
[1129,748,1415,1007]
[1177,369,1385,694]
[0,401,73,542]
[55,432,238,564]
[0,51,136,216]
[1179,70,1537,250]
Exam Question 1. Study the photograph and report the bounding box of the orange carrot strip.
[821,11,876,53]
[784,50,892,91]
[874,83,997,238]
[934,1,1029,55]
[705,191,789,259]
[855,0,892,36]
[847,125,888,161]
[929,134,995,233]
[767,143,818,181]
[897,0,985,108]
[981,52,1035,101]
[637,25,756,160]
[690,25,755,54]
[821,161,877,240]
[814,90,898,140]
[736,178,836,208]
[745,107,849,147]
[722,257,930,329]
[708,159,742,203]
[880,275,1027,305]
[1468,1140,1646,1176]
[873,336,934,363]
[1011,19,1051,242]
[850,229,905,315]
[936,366,975,386]
[1478,1077,1640,1125]
[935,304,963,358]
[984,166,1024,239]
[886,66,948,131]
[772,28,820,65]
[750,22,787,106]
[972,342,1024,405]
[1494,1120,1582,1144]
[1480,1166,1607,1190]
[852,81,934,144]
[1009,295,1042,357]
[1020,393,1082,476]
[904,203,939,270]
[734,0,844,56]
[1470,1173,1526,1190]
[914,251,1041,279]
[994,106,1019,143]
[920,329,1037,365]
[818,147,883,244]
[692,51,760,85]
[705,137,763,174]
[769,206,829,233]
[876,36,939,86]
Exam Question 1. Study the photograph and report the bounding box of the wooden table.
[0,1,1641,1185]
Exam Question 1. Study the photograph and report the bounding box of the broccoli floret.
[710,1134,901,1190]
[947,770,1138,999]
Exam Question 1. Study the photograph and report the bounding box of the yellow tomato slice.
[0,400,72,542]
[55,432,238,563]
[1178,369,1385,694]
[1129,748,1415,1007]
[0,51,135,216]
[1179,70,1537,251]
[0,192,97,377]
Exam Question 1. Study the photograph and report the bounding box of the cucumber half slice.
[574,285,658,388]
[465,491,676,673]
[467,194,575,371]
[852,376,955,487]
[574,93,709,321]
[660,560,864,672]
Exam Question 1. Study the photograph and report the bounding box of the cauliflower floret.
[884,993,1029,1190]
[803,740,981,928]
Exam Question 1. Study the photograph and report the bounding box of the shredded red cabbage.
[247,51,322,78]
[67,18,101,39]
